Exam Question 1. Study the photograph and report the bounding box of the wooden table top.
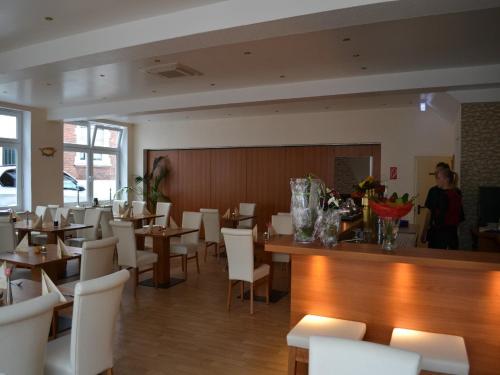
[0,244,82,267]
[135,227,199,238]
[15,221,92,233]
[114,214,164,222]
[6,279,74,310]
[265,235,500,271]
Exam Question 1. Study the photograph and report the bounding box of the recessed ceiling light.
[154,59,161,63]
[46,82,52,86]
[279,75,286,79]
[361,66,367,70]
[325,106,330,110]
[2,91,7,94]
[102,97,107,100]
[99,74,105,77]
[275,110,280,113]
[243,51,252,55]
[152,90,157,93]
[44,16,54,21]
[353,53,360,58]
[210,83,216,86]
[342,37,351,42]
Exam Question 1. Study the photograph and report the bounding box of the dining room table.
[15,221,93,245]
[114,213,164,229]
[135,226,199,288]
[5,278,74,338]
[222,214,256,228]
[0,244,82,282]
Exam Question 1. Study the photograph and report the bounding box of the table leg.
[31,267,42,281]
[153,236,170,284]
[46,232,57,244]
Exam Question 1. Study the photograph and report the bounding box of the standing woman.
[422,168,465,249]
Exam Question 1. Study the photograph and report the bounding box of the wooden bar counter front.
[265,236,500,375]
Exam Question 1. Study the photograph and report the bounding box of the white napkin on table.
[0,261,7,289]
[57,238,72,258]
[41,269,67,303]
[222,209,230,219]
[169,217,178,229]
[143,207,151,216]
[59,213,70,228]
[234,208,239,217]
[42,209,53,227]
[31,214,42,229]
[121,207,131,218]
[16,234,30,253]
[118,204,125,216]
[252,225,258,242]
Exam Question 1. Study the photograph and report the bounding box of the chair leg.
[134,268,138,298]
[181,256,185,272]
[250,282,254,314]
[184,255,188,280]
[153,263,158,288]
[195,252,200,274]
[288,347,297,375]
[240,281,244,301]
[215,243,219,260]
[204,243,208,263]
[266,276,270,305]
[227,279,232,311]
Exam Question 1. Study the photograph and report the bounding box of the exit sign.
[390,167,398,180]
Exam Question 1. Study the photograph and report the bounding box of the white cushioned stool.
[390,328,469,375]
[287,314,366,375]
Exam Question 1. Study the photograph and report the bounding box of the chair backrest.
[109,220,138,268]
[77,208,102,241]
[35,205,47,218]
[309,336,421,375]
[200,208,220,243]
[112,200,126,217]
[180,211,202,244]
[0,219,16,253]
[0,293,59,375]
[80,237,118,281]
[221,228,254,282]
[155,202,171,226]
[99,208,113,238]
[55,207,71,222]
[132,201,146,216]
[271,214,294,235]
[70,269,129,375]
[238,203,256,229]
[71,207,86,224]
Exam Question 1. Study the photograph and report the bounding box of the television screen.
[478,186,500,226]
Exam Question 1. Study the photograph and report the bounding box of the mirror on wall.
[334,156,373,194]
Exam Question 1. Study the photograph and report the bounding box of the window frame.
[0,107,23,210]
[63,121,124,205]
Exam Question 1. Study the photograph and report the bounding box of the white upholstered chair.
[71,207,85,224]
[221,228,270,314]
[98,208,114,238]
[110,220,158,293]
[271,214,293,265]
[132,200,147,216]
[0,293,59,375]
[155,202,171,227]
[47,204,59,221]
[0,215,16,253]
[44,269,130,375]
[112,199,126,217]
[309,336,421,375]
[170,211,203,279]
[200,208,225,261]
[35,205,48,219]
[67,208,102,247]
[237,203,256,229]
[390,328,469,375]
[287,314,367,374]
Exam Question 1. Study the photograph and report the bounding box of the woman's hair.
[436,162,451,170]
[438,167,458,187]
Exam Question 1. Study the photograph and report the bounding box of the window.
[0,108,22,209]
[63,121,125,205]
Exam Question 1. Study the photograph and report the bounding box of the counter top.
[265,235,500,271]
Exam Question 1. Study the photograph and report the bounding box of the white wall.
[132,106,457,218]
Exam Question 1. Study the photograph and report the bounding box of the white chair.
[132,200,147,216]
[112,200,126,217]
[155,202,171,227]
[55,207,71,222]
[71,207,86,224]
[278,212,291,216]
[287,314,367,374]
[271,214,293,265]
[390,328,469,375]
[99,208,114,238]
[221,228,270,314]
[47,204,59,221]
[0,215,16,253]
[35,205,48,218]
[0,293,59,375]
[237,203,256,229]
[44,270,130,375]
[170,211,203,279]
[200,208,225,261]
[110,220,158,294]
[67,208,102,247]
[309,336,421,375]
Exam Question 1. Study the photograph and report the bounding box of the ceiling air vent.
[144,63,202,79]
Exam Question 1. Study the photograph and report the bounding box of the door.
[414,156,454,247]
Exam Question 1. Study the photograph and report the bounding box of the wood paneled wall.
[146,144,381,228]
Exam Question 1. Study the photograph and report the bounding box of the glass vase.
[316,208,341,248]
[290,178,321,243]
[381,217,400,251]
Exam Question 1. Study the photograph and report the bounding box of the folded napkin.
[252,225,258,242]
[170,217,178,229]
[118,204,125,216]
[16,234,30,253]
[42,209,53,227]
[10,211,18,221]
[31,213,42,229]
[41,269,67,303]
[234,208,239,217]
[60,213,70,228]
[143,207,151,216]
[0,261,7,289]
[268,224,276,236]
[57,238,72,258]
[121,207,131,218]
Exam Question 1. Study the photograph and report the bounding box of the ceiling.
[0,0,225,51]
[1,7,500,110]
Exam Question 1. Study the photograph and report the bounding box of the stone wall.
[460,102,500,248]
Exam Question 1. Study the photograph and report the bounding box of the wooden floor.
[112,255,291,375]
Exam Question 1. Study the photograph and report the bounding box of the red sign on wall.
[390,167,398,180]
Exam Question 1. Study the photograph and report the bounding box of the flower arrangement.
[351,176,385,199]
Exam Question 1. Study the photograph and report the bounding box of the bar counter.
[265,235,500,374]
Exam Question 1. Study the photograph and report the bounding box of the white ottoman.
[287,315,366,375]
[390,328,469,375]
